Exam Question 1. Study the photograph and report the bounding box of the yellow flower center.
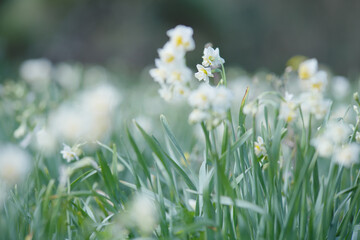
[299,67,311,80]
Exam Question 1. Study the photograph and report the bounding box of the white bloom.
[0,144,31,185]
[54,63,81,90]
[194,64,214,83]
[149,59,168,84]
[189,109,210,124]
[254,136,267,157]
[188,84,215,109]
[312,136,334,158]
[299,92,331,120]
[172,84,190,99]
[212,86,233,114]
[158,42,184,65]
[324,121,351,145]
[60,144,78,162]
[333,143,360,167]
[80,84,121,116]
[167,25,195,52]
[332,76,350,100]
[167,66,192,85]
[298,58,318,80]
[308,71,328,92]
[243,101,258,116]
[279,92,298,123]
[158,86,173,102]
[128,193,158,234]
[20,58,52,88]
[35,128,56,155]
[202,46,225,67]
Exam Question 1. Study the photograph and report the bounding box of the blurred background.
[0,0,360,80]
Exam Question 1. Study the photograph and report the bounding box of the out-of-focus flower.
[128,193,158,235]
[35,128,57,155]
[54,63,81,90]
[312,136,334,158]
[202,46,225,67]
[0,144,31,185]
[333,143,360,167]
[323,121,351,144]
[279,92,298,123]
[20,58,52,89]
[60,144,79,162]
[188,84,232,129]
[167,25,195,52]
[158,42,184,65]
[254,136,267,157]
[194,64,213,83]
[243,101,259,116]
[299,92,331,120]
[298,58,318,80]
[332,76,351,100]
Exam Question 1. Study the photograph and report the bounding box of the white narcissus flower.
[0,144,31,185]
[60,144,79,162]
[188,84,215,110]
[158,42,184,65]
[189,109,210,124]
[167,66,192,85]
[194,64,214,83]
[20,58,52,89]
[299,92,331,120]
[149,59,168,84]
[312,136,334,158]
[324,121,351,145]
[128,193,158,234]
[54,63,81,90]
[298,58,318,80]
[333,143,360,167]
[243,101,258,116]
[202,46,225,67]
[308,71,328,92]
[279,92,298,123]
[158,86,173,102]
[167,25,195,52]
[172,84,190,99]
[212,86,233,114]
[332,76,351,100]
[254,136,267,157]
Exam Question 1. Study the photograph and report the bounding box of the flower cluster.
[312,120,359,167]
[195,46,225,83]
[188,84,232,129]
[149,25,195,101]
[279,58,331,123]
[48,83,121,145]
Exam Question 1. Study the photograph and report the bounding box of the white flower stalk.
[0,144,31,185]
[333,143,360,167]
[279,92,298,123]
[188,84,232,129]
[307,71,328,92]
[298,58,318,80]
[128,193,158,234]
[167,25,195,52]
[20,58,52,89]
[194,64,214,83]
[202,46,225,67]
[60,144,79,162]
[254,136,267,157]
